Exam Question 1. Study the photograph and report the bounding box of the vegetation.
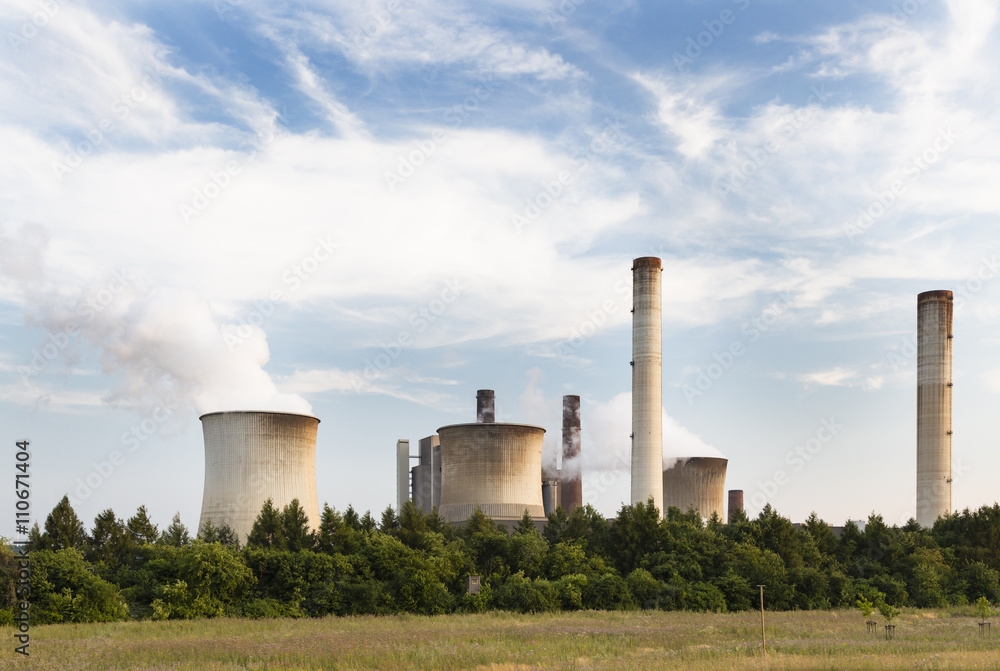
[8,497,1000,625]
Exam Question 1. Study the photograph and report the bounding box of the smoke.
[2,223,311,417]
[518,368,562,478]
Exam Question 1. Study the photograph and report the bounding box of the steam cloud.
[1,223,311,417]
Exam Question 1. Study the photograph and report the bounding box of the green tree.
[40,495,88,551]
[86,509,129,569]
[126,505,160,546]
[281,499,314,552]
[160,512,191,547]
[379,506,400,536]
[30,549,128,624]
[247,499,285,550]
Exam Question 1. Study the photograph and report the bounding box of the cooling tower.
[632,257,664,516]
[438,422,546,523]
[917,290,953,527]
[661,457,727,521]
[560,395,582,513]
[542,480,560,516]
[199,411,320,544]
[396,439,410,512]
[728,489,744,521]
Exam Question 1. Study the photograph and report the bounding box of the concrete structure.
[728,489,744,521]
[411,435,440,514]
[396,439,410,512]
[542,480,560,516]
[661,457,728,521]
[560,395,582,513]
[917,290,954,527]
[199,411,320,544]
[477,389,495,423]
[632,256,663,515]
[438,422,546,523]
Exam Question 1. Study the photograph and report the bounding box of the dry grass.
[2,608,999,670]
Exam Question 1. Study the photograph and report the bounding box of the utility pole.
[758,585,766,656]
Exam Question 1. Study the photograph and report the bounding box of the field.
[2,608,999,670]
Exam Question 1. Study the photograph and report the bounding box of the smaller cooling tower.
[661,457,727,521]
[438,422,546,523]
[728,489,744,521]
[199,411,320,545]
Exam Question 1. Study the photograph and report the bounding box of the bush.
[492,572,557,613]
[30,549,128,624]
[583,573,635,611]
[626,568,660,609]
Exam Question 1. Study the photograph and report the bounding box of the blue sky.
[1,0,998,535]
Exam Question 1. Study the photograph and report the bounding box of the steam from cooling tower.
[631,257,664,515]
[0,224,310,416]
[477,389,495,423]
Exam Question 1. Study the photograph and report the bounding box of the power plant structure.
[198,411,321,544]
[916,290,954,527]
[632,256,664,516]
[396,439,409,512]
[728,489,744,520]
[661,457,728,521]
[542,480,560,516]
[410,435,441,514]
[559,394,583,513]
[437,391,546,523]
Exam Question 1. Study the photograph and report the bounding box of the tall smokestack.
[476,389,495,423]
[560,394,582,513]
[728,489,744,522]
[917,290,953,527]
[632,256,663,516]
[396,439,410,512]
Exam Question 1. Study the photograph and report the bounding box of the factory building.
[438,391,546,523]
[198,411,321,544]
[410,435,441,514]
[632,257,664,516]
[661,457,728,521]
[917,290,954,527]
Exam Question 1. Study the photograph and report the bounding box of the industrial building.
[916,290,954,527]
[661,457,728,521]
[198,411,321,543]
[559,395,582,513]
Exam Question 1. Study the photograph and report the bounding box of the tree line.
[2,495,999,624]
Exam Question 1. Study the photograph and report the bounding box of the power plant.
[661,457,728,521]
[198,411,321,543]
[438,392,546,523]
[189,258,969,538]
[631,257,664,516]
[916,290,954,527]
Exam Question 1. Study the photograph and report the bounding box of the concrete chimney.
[560,395,582,513]
[476,389,495,423]
[631,257,664,516]
[728,489,744,522]
[917,290,953,527]
[396,439,410,512]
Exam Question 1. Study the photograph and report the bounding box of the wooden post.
[758,585,766,655]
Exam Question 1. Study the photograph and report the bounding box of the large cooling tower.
[661,457,727,521]
[917,290,953,527]
[560,394,582,513]
[199,411,320,544]
[438,422,546,523]
[632,257,664,515]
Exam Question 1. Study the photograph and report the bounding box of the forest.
[4,496,1000,624]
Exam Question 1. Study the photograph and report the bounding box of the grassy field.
[2,608,999,670]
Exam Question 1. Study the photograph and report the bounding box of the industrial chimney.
[560,394,582,513]
[396,439,410,512]
[199,411,320,544]
[632,257,664,516]
[917,290,953,527]
[728,489,744,521]
[476,389,495,423]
